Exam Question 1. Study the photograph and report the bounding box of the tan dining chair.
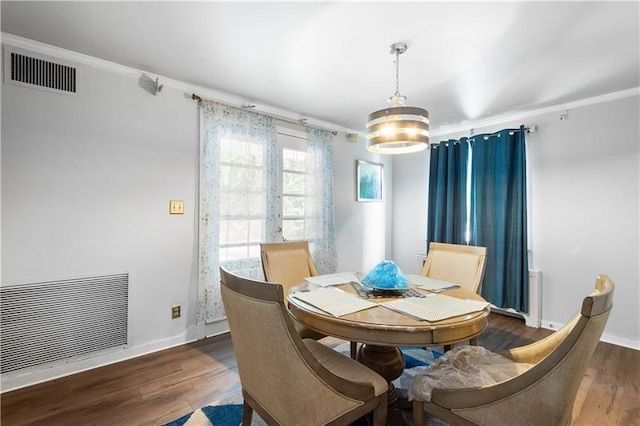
[261,240,358,358]
[420,242,487,294]
[261,241,319,292]
[220,267,388,426]
[412,275,614,426]
[421,242,487,349]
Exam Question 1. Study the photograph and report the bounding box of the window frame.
[277,129,309,242]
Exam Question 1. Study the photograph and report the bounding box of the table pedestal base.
[357,344,405,404]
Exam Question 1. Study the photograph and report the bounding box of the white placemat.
[405,274,460,292]
[381,294,489,322]
[292,288,377,317]
[304,272,359,287]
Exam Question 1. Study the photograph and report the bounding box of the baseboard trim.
[541,320,639,351]
[3,315,635,393]
[1,325,200,393]
[492,311,639,351]
[1,318,233,393]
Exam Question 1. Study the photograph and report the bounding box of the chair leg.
[413,400,425,426]
[443,344,452,353]
[470,337,478,346]
[373,395,388,426]
[350,341,358,359]
[241,401,253,426]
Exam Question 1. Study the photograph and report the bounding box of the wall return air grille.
[3,47,80,96]
[1,273,129,374]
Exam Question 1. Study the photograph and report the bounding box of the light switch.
[172,305,181,319]
[170,200,184,215]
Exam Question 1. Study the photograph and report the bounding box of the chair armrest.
[431,314,589,409]
[499,313,580,364]
[302,339,386,401]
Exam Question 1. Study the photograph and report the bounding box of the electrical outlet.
[171,306,181,319]
[170,200,184,215]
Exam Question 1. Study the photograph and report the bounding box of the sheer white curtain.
[199,100,277,323]
[306,128,337,274]
[198,101,337,323]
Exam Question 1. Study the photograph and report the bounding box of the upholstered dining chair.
[261,241,319,291]
[220,267,388,426]
[420,242,487,294]
[412,275,614,426]
[421,242,487,349]
[261,241,358,358]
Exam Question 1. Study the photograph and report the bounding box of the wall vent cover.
[1,273,129,374]
[3,46,81,96]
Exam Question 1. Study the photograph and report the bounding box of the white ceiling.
[2,1,639,134]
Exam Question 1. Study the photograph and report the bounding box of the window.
[427,127,529,312]
[199,100,336,323]
[217,131,313,260]
[218,138,264,262]
[279,132,310,241]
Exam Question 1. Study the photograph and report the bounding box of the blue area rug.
[165,344,442,425]
[166,403,245,426]
[165,392,266,426]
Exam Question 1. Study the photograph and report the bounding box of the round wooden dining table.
[287,280,490,402]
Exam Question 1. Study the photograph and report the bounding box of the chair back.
[421,242,487,293]
[220,267,383,425]
[428,275,614,426]
[261,241,318,293]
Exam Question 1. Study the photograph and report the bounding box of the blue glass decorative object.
[361,260,409,290]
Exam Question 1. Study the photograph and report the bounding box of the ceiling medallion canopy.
[366,42,429,154]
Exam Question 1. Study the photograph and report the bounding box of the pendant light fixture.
[366,42,429,154]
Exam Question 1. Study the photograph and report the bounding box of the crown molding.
[0,32,353,134]
[2,32,637,138]
[430,87,640,137]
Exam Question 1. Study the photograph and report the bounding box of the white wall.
[392,95,640,349]
[334,134,393,273]
[391,149,429,274]
[0,39,390,390]
[2,52,201,389]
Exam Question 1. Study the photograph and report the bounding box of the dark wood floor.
[1,313,639,426]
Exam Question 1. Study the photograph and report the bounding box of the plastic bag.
[361,260,409,289]
[409,345,533,401]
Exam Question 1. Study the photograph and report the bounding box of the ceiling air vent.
[3,47,81,97]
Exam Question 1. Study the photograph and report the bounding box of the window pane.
[283,148,306,172]
[220,193,243,216]
[220,192,264,216]
[221,220,248,245]
[219,220,228,244]
[283,219,305,241]
[283,195,305,216]
[305,197,315,216]
[220,246,249,261]
[283,171,305,195]
[248,193,264,216]
[221,165,263,191]
[221,139,263,166]
[228,193,249,216]
[248,219,263,242]
[217,138,268,267]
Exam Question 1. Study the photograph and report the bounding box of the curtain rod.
[191,93,338,136]
[469,125,537,137]
[431,125,537,146]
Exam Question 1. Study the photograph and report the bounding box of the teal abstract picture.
[357,160,383,202]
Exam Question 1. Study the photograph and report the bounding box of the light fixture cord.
[394,48,401,96]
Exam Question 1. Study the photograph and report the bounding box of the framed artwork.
[356,160,383,202]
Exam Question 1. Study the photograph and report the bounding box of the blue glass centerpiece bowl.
[361,260,409,290]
